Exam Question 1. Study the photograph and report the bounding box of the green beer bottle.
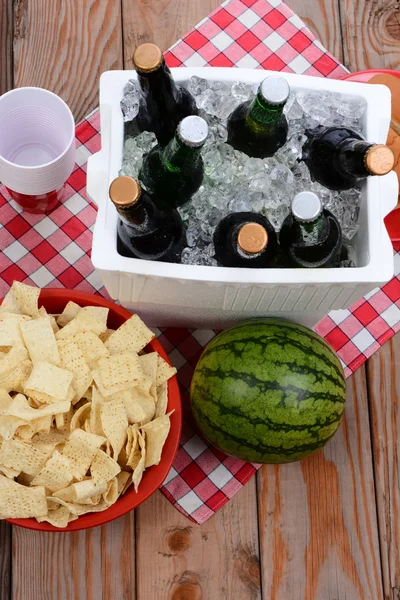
[139,115,208,209]
[227,76,290,158]
[279,191,342,268]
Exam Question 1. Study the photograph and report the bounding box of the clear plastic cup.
[0,87,75,213]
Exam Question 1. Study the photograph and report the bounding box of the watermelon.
[190,318,346,464]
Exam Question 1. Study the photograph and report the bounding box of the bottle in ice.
[131,43,198,146]
[213,212,278,268]
[279,191,342,268]
[109,176,186,263]
[303,125,395,191]
[227,76,289,159]
[139,115,208,209]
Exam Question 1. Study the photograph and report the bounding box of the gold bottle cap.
[238,223,268,254]
[133,44,163,73]
[365,144,395,175]
[109,176,141,207]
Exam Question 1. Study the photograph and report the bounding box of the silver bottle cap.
[291,191,322,222]
[177,116,209,148]
[259,76,290,106]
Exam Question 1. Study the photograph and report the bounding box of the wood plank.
[257,367,383,600]
[285,0,344,63]
[12,513,135,600]
[0,0,13,94]
[12,0,123,122]
[366,336,400,600]
[121,0,222,69]
[339,0,400,71]
[0,523,11,600]
[135,479,261,599]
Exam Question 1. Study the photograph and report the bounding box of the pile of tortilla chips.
[0,282,176,528]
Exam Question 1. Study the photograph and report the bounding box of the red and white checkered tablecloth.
[1,0,400,524]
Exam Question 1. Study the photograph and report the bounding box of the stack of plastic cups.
[0,87,76,213]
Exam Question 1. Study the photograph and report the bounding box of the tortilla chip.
[0,466,20,479]
[126,424,141,470]
[156,355,177,387]
[70,402,91,431]
[0,438,50,476]
[100,398,128,459]
[55,407,73,433]
[20,317,60,367]
[0,314,30,346]
[102,477,119,504]
[38,306,59,333]
[37,505,70,528]
[30,450,74,493]
[139,353,158,384]
[53,478,108,503]
[90,449,121,486]
[24,361,73,403]
[0,343,29,381]
[86,306,109,328]
[123,384,155,425]
[117,471,131,495]
[0,288,23,314]
[58,342,92,401]
[132,431,146,492]
[99,328,115,343]
[56,309,107,340]
[93,352,144,397]
[0,359,32,393]
[89,387,105,437]
[2,393,70,421]
[0,415,26,440]
[155,382,168,419]
[57,302,81,327]
[31,430,68,454]
[105,314,155,355]
[9,282,40,317]
[0,476,47,518]
[141,413,172,468]
[29,415,53,436]
[62,429,106,481]
[48,496,111,516]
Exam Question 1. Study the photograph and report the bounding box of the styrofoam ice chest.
[87,68,398,328]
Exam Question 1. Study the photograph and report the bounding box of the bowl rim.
[3,288,182,532]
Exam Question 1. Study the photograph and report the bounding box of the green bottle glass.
[279,191,343,268]
[227,76,290,158]
[139,115,208,209]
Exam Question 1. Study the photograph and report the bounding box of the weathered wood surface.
[12,512,135,600]
[12,0,123,122]
[0,0,13,95]
[121,0,222,69]
[135,477,261,599]
[367,338,400,600]
[257,367,384,600]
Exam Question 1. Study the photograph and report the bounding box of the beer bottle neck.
[336,138,374,178]
[246,92,284,131]
[161,136,202,173]
[137,60,179,109]
[293,212,328,245]
[115,193,152,227]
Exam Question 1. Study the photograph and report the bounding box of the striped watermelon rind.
[190,318,346,464]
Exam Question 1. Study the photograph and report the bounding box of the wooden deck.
[0,1,400,598]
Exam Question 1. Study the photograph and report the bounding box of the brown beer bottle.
[109,176,186,263]
[213,212,278,267]
[132,43,198,146]
[303,125,395,190]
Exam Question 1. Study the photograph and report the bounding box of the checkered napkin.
[0,0,399,524]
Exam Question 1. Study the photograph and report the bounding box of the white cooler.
[87,68,398,328]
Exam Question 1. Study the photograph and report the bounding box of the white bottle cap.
[177,116,209,147]
[259,76,290,106]
[291,191,322,222]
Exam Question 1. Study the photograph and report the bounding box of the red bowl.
[4,289,182,532]
[340,69,400,83]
